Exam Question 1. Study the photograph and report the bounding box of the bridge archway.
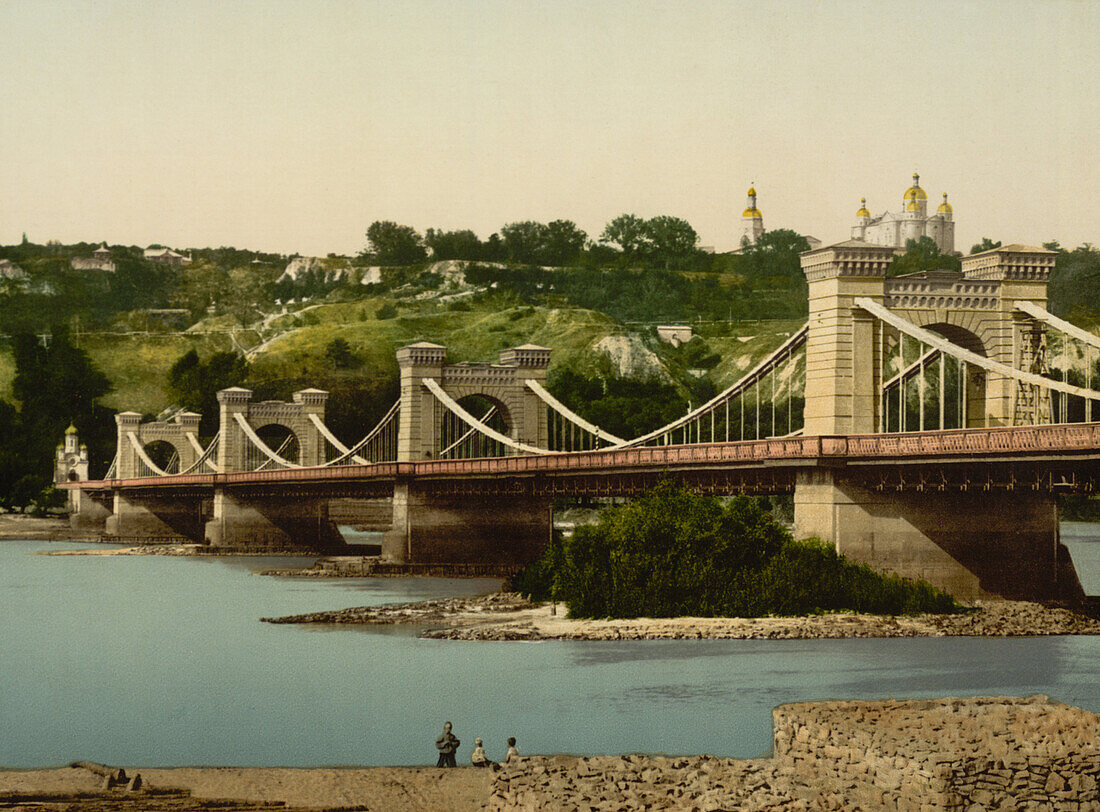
[214,387,328,471]
[144,440,182,474]
[112,411,201,479]
[801,243,1057,434]
[395,343,551,461]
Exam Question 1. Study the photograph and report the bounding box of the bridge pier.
[204,489,344,550]
[793,469,1085,604]
[105,492,206,543]
[382,481,551,565]
[69,490,112,534]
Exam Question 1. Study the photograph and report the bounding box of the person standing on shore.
[505,737,519,763]
[435,722,460,767]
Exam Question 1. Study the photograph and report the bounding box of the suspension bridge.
[63,242,1100,603]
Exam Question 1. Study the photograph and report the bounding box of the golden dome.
[856,197,870,218]
[65,422,78,435]
[903,172,927,209]
[937,193,953,214]
[742,207,762,218]
[747,185,756,197]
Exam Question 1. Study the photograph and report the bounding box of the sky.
[1,0,1098,256]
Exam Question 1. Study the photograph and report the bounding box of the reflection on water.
[1,527,1099,768]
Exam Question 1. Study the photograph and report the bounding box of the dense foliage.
[887,236,961,277]
[167,350,251,437]
[0,331,115,510]
[513,483,962,618]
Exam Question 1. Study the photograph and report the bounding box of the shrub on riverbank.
[514,483,962,618]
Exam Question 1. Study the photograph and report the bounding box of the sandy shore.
[0,765,493,810]
[262,592,1100,640]
[0,514,74,540]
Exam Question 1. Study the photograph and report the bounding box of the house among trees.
[144,246,192,266]
[0,258,29,283]
[70,243,116,272]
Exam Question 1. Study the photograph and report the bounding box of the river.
[2,525,1099,768]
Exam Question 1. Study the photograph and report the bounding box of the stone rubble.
[488,696,1100,811]
[420,597,1100,641]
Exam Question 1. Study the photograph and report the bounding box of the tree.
[1048,243,1100,320]
[735,228,811,278]
[6,330,115,502]
[324,337,358,369]
[643,215,698,269]
[168,350,250,436]
[364,221,427,266]
[513,482,960,619]
[171,260,227,322]
[425,229,483,261]
[543,220,587,266]
[224,266,274,326]
[970,238,1002,254]
[887,236,961,277]
[599,214,649,257]
[499,221,550,265]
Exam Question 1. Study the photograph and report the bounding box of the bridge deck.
[67,423,1100,493]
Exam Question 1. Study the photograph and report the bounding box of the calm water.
[2,528,1100,768]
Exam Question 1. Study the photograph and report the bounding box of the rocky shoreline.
[261,592,1100,640]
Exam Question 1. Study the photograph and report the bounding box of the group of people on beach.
[434,722,518,768]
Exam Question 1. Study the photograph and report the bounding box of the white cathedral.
[850,172,956,254]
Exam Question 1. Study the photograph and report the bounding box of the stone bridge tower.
[385,342,554,566]
[395,342,551,461]
[796,240,1065,601]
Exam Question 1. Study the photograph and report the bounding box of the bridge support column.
[204,489,344,551]
[793,469,1085,604]
[382,481,551,565]
[70,490,112,534]
[105,492,205,542]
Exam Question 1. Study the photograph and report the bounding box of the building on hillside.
[70,243,116,272]
[657,325,693,346]
[0,258,29,283]
[850,173,956,254]
[740,184,764,247]
[732,185,820,252]
[144,247,192,266]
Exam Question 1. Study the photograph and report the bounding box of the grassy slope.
[0,289,808,415]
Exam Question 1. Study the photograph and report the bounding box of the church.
[850,173,956,254]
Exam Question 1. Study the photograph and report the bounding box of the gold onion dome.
[65,422,78,435]
[937,193,953,214]
[856,197,871,218]
[747,185,756,197]
[743,206,762,218]
[904,172,927,210]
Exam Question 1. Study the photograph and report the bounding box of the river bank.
[0,514,73,540]
[4,696,1098,811]
[262,592,1100,639]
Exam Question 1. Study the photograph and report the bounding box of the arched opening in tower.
[439,394,511,458]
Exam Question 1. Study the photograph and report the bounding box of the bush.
[513,482,962,618]
[376,303,398,320]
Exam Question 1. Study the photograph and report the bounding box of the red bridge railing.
[68,423,1100,490]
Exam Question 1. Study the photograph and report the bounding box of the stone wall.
[487,696,1100,811]
[773,695,1100,810]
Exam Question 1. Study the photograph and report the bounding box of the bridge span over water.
[64,243,1100,603]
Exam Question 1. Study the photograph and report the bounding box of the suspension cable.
[856,298,1100,400]
[524,380,626,445]
[233,413,302,468]
[609,323,808,448]
[423,379,552,455]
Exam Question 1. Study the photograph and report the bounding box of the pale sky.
[2,0,1098,256]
